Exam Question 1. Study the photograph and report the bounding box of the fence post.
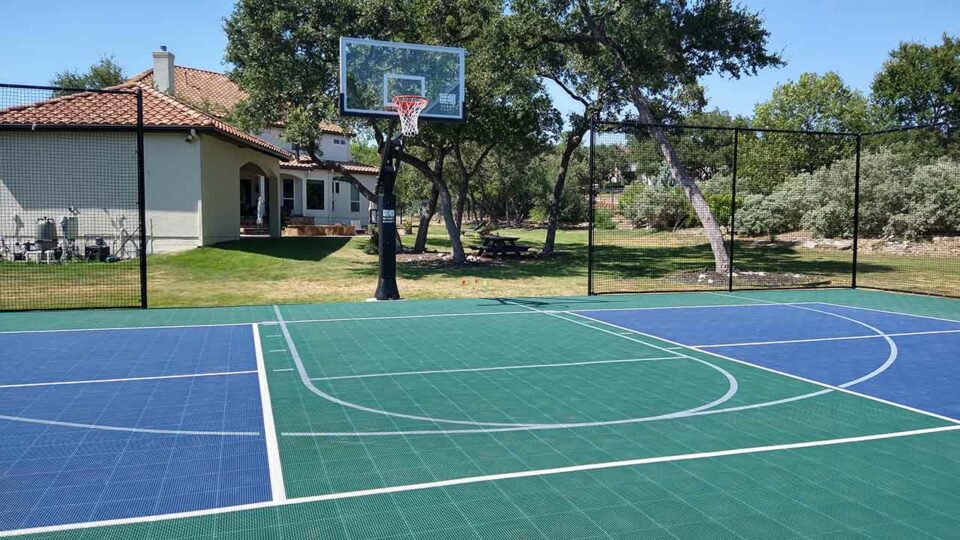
[136,88,148,308]
[851,133,862,289]
[728,127,739,292]
[587,115,597,295]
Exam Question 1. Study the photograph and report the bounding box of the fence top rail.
[595,120,859,137]
[0,82,138,95]
[860,120,960,136]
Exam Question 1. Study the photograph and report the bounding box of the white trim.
[4,423,958,538]
[253,324,286,503]
[310,355,683,382]
[0,370,257,390]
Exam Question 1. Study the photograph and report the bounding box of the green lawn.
[1,227,957,308]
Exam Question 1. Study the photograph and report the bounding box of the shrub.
[618,183,692,231]
[364,226,379,255]
[594,208,616,229]
[735,193,794,239]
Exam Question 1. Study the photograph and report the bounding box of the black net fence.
[0,84,145,310]
[856,123,960,297]
[590,120,959,298]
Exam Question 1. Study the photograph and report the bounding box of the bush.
[735,193,794,239]
[594,208,616,229]
[618,183,692,231]
[364,226,379,255]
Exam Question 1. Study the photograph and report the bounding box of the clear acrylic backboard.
[339,37,466,122]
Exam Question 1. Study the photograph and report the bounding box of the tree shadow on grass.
[211,237,353,262]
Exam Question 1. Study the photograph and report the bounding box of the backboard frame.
[339,37,466,123]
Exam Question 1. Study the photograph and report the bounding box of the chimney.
[152,46,175,95]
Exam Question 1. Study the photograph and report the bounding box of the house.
[0,48,379,254]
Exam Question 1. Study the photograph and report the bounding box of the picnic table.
[469,235,531,257]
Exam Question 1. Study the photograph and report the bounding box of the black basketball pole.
[375,136,403,300]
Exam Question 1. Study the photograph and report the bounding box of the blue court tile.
[0,326,271,532]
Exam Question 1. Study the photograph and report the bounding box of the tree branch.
[540,73,591,108]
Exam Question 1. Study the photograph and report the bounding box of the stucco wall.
[0,131,141,249]
[257,127,352,162]
[200,134,283,245]
[143,132,202,253]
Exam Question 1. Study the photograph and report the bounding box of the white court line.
[268,349,288,353]
[309,356,683,382]
[253,324,286,503]
[0,321,253,335]
[0,370,257,390]
[692,328,960,349]
[572,310,960,426]
[273,305,738,431]
[3,423,958,538]
[0,301,822,336]
[273,368,294,373]
[258,301,803,327]
[817,301,960,325]
[0,414,260,437]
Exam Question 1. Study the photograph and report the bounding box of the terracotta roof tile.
[280,156,379,175]
[128,65,348,135]
[0,83,292,160]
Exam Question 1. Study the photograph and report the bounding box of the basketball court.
[1,288,959,538]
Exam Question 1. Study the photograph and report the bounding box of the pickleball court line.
[0,369,258,390]
[3,423,958,538]
[253,323,286,503]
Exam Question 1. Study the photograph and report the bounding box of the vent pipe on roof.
[152,47,175,95]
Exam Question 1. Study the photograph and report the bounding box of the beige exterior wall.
[199,134,283,245]
[0,131,142,251]
[258,127,352,162]
[143,132,202,253]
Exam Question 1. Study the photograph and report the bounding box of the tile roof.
[280,156,379,175]
[0,83,292,160]
[128,65,348,135]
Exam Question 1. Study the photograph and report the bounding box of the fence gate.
[588,119,959,298]
[0,83,146,310]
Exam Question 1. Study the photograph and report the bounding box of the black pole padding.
[851,134,862,289]
[136,88,148,308]
[375,137,403,300]
[729,127,739,292]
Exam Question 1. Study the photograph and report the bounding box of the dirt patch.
[858,236,960,257]
[673,269,833,288]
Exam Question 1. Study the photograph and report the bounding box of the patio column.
[268,176,281,238]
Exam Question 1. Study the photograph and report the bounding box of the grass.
[1,227,957,308]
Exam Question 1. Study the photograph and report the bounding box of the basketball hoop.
[390,95,429,137]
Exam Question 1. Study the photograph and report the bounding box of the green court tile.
[452,497,526,525]
[527,511,607,538]
[665,520,743,539]
[580,505,659,534]
[717,514,801,539]
[473,518,549,540]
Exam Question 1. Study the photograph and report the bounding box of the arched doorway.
[239,162,270,235]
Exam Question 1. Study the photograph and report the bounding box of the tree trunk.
[413,185,439,253]
[574,1,730,273]
[543,128,586,255]
[631,96,730,273]
[437,180,467,264]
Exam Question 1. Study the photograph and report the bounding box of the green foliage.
[739,72,873,194]
[872,35,960,126]
[618,183,691,231]
[593,208,616,230]
[50,56,125,91]
[364,226,379,255]
[735,193,794,239]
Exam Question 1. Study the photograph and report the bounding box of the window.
[334,182,340,194]
[333,138,346,145]
[282,179,296,214]
[350,184,361,213]
[306,180,324,210]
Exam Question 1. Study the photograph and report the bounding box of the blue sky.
[2,0,957,120]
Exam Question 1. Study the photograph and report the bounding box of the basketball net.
[391,95,429,137]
